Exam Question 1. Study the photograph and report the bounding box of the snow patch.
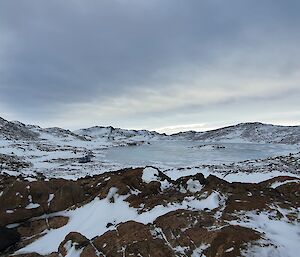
[230,211,300,257]
[191,243,210,257]
[186,179,203,193]
[64,240,83,257]
[142,167,159,183]
[270,179,299,189]
[25,203,40,209]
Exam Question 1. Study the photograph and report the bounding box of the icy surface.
[103,141,300,168]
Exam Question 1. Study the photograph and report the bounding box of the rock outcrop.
[1,167,299,256]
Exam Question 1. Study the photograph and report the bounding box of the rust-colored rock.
[58,232,89,256]
[93,221,174,257]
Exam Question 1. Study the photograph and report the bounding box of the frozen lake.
[103,140,300,167]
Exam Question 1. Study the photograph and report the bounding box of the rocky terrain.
[0,117,299,256]
[1,167,299,257]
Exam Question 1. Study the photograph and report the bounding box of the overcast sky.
[0,0,299,133]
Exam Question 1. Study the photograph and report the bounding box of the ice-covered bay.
[103,140,299,168]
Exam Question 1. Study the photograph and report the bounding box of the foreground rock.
[0,167,299,257]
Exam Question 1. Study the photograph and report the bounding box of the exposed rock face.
[92,221,174,257]
[0,227,20,252]
[0,178,85,226]
[1,167,299,257]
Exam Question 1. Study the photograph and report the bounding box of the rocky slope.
[0,167,299,257]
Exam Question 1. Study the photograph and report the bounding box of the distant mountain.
[28,125,88,141]
[172,122,300,144]
[0,117,39,140]
[74,126,164,141]
[0,117,299,144]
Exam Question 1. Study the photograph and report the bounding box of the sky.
[0,0,299,133]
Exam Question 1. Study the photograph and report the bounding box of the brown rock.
[93,221,174,257]
[58,232,89,256]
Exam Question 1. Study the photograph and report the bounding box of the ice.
[103,141,300,168]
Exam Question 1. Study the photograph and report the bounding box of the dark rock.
[0,226,20,251]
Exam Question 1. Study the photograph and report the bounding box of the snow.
[142,167,159,183]
[25,203,41,209]
[164,168,209,180]
[222,170,300,183]
[270,179,299,189]
[230,211,300,257]
[48,193,55,206]
[225,247,234,253]
[186,179,203,193]
[191,243,210,257]
[164,167,300,184]
[64,241,83,257]
[1,119,299,180]
[2,120,300,255]
[17,189,223,255]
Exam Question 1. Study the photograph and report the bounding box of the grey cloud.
[0,0,299,127]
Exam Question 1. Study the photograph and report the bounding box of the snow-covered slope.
[173,122,300,144]
[1,117,299,144]
[75,126,164,142]
[0,117,39,140]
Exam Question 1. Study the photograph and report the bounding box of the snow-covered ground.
[17,187,223,255]
[0,117,299,182]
